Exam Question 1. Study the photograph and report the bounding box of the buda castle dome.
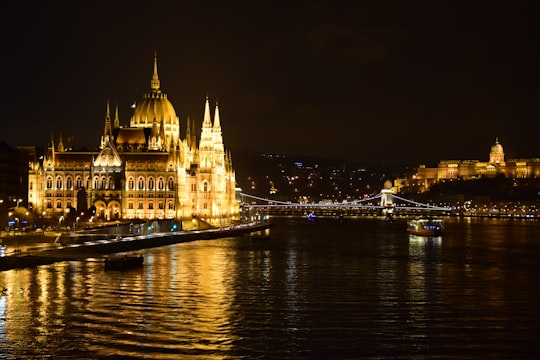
[489,137,505,164]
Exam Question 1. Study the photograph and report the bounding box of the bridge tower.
[380,180,394,220]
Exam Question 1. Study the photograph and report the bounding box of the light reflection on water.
[0,216,539,359]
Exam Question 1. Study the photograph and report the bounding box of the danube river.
[1,216,539,359]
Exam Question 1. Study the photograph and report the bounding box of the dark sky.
[2,1,538,166]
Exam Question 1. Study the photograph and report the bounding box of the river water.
[1,216,539,359]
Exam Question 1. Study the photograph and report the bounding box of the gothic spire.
[191,116,196,147]
[58,133,64,152]
[103,100,112,138]
[213,99,221,129]
[114,102,120,128]
[159,118,166,148]
[186,115,192,148]
[151,50,160,91]
[203,94,212,128]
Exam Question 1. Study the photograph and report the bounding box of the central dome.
[131,90,178,127]
[130,54,179,130]
[490,138,504,154]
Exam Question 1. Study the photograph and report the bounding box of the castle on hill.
[395,138,540,194]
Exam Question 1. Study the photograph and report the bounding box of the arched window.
[93,176,99,189]
[168,201,174,210]
[128,177,135,190]
[66,177,73,189]
[56,177,63,190]
[167,177,174,191]
[108,176,114,190]
[56,201,62,209]
[138,177,145,190]
[75,177,82,189]
[203,181,209,192]
[158,177,164,190]
[46,177,53,190]
[101,177,106,190]
[148,202,154,210]
[148,177,154,190]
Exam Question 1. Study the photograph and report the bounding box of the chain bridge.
[240,187,451,218]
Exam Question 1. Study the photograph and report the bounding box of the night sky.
[2,1,538,166]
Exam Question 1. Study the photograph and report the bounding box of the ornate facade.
[395,138,540,194]
[27,55,240,227]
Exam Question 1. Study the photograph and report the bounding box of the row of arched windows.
[93,176,115,190]
[127,201,175,210]
[127,176,175,191]
[44,175,177,191]
[46,176,87,190]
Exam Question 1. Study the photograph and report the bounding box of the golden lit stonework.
[394,138,540,193]
[27,54,240,228]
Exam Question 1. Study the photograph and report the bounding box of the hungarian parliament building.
[395,138,540,194]
[27,55,240,228]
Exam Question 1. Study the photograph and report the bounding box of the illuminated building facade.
[27,55,240,227]
[396,138,540,193]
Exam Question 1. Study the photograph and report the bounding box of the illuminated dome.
[489,138,505,164]
[131,90,178,127]
[490,138,504,154]
[130,54,180,143]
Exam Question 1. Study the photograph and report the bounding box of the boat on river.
[407,218,444,236]
[104,254,144,270]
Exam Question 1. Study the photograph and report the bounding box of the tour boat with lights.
[407,218,444,236]
[104,253,144,270]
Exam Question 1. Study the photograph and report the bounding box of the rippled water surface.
[1,217,539,359]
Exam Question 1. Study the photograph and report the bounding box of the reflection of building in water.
[396,138,540,194]
[27,54,239,227]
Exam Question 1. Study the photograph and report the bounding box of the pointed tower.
[151,50,160,91]
[114,102,120,129]
[149,115,159,150]
[101,100,113,149]
[129,52,180,145]
[159,118,166,150]
[46,132,55,169]
[58,133,65,152]
[212,100,225,166]
[202,94,212,128]
[186,116,192,149]
[198,95,214,169]
[190,117,197,149]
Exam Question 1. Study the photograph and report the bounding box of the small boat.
[407,218,444,236]
[104,254,144,270]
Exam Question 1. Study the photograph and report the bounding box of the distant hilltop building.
[27,54,240,228]
[395,138,540,194]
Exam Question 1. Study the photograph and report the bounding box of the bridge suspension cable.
[391,194,451,211]
[240,192,451,211]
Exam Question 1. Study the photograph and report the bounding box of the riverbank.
[0,221,272,271]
